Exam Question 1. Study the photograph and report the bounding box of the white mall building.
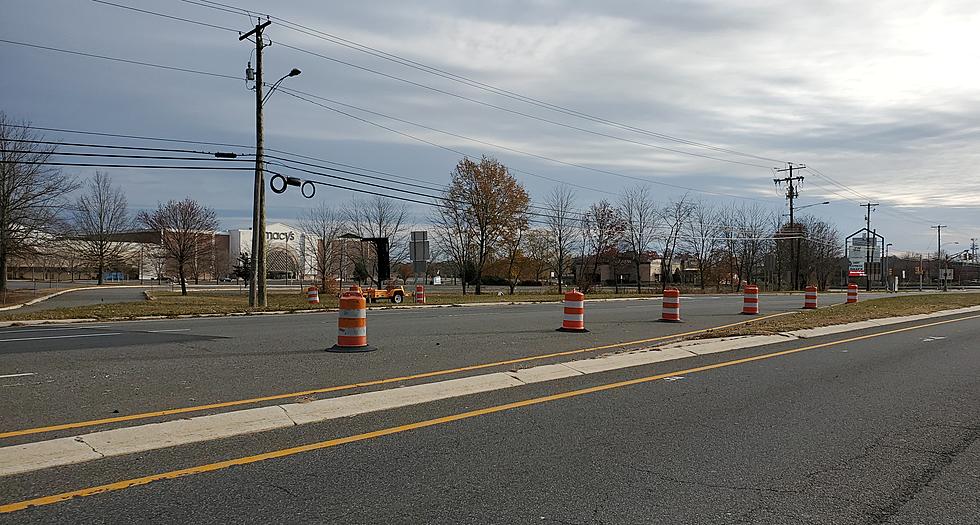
[228,222,318,279]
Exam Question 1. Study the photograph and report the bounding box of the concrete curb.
[3,303,980,477]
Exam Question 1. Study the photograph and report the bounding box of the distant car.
[219,277,234,282]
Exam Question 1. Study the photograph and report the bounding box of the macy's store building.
[228,222,318,279]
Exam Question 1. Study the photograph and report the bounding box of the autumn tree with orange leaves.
[439,156,529,295]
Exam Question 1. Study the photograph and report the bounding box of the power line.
[276,86,772,202]
[177,0,789,165]
[94,1,785,170]
[0,38,240,81]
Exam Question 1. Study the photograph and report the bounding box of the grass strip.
[697,293,980,338]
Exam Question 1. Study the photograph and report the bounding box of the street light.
[248,64,302,308]
[782,201,830,217]
[262,68,301,106]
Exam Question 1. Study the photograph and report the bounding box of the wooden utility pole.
[774,164,805,290]
[932,224,946,291]
[241,20,271,307]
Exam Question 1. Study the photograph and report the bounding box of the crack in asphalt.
[862,424,980,524]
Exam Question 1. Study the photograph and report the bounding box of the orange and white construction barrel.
[742,284,759,315]
[415,284,426,304]
[328,291,376,352]
[661,288,681,322]
[557,290,588,332]
[846,283,859,304]
[306,286,320,305]
[804,286,818,309]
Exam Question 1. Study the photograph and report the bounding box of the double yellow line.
[0,312,793,440]
[2,312,977,514]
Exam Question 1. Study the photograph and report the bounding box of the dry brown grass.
[697,293,980,339]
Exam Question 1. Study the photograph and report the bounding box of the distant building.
[5,222,318,282]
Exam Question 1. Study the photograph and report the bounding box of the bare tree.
[71,172,132,285]
[522,228,553,284]
[137,198,218,296]
[345,196,408,285]
[444,156,529,295]
[798,215,843,290]
[0,113,80,293]
[682,200,722,290]
[581,199,626,292]
[545,185,577,293]
[657,196,693,290]
[433,192,475,294]
[500,212,529,294]
[299,203,345,292]
[619,185,658,292]
[719,203,775,291]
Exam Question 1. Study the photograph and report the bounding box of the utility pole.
[774,163,805,290]
[932,225,946,291]
[241,20,271,307]
[860,203,878,291]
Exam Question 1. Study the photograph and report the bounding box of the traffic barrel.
[328,291,376,353]
[306,286,320,305]
[846,283,859,304]
[661,288,681,322]
[741,284,759,315]
[557,290,588,332]
[415,284,425,304]
[804,286,818,309]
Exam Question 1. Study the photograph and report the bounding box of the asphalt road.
[0,293,892,437]
[10,287,151,314]
[0,308,977,523]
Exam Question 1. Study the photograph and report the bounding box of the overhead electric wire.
[177,0,788,165]
[4,123,587,218]
[0,38,240,81]
[277,86,771,202]
[92,2,785,171]
[1,138,249,157]
[79,1,966,232]
[1,150,252,163]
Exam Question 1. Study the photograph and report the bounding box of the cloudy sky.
[3,0,979,253]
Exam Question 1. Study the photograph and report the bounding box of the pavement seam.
[73,437,104,459]
[276,405,299,427]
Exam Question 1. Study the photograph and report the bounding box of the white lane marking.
[145,329,191,333]
[664,376,686,381]
[0,326,110,334]
[922,336,947,342]
[0,333,121,343]
[0,372,35,379]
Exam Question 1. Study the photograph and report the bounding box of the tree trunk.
[635,260,642,293]
[179,266,187,296]
[0,251,6,296]
[97,261,104,285]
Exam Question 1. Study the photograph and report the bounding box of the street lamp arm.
[261,68,302,107]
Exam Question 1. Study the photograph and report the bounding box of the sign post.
[410,231,430,284]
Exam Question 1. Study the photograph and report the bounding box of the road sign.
[410,231,430,276]
[410,231,430,262]
[940,269,954,280]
